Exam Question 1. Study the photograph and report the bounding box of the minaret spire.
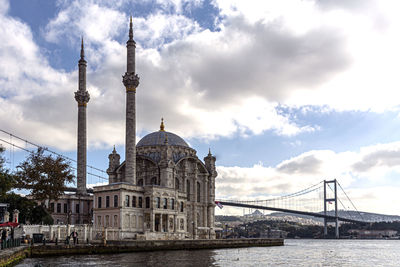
[80,37,85,60]
[123,16,140,185]
[75,37,90,195]
[129,15,133,41]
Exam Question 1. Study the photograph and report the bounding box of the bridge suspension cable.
[0,129,107,175]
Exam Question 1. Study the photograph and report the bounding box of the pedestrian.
[70,230,78,245]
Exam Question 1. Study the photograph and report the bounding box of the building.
[92,17,217,240]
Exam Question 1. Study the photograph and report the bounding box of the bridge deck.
[217,201,365,224]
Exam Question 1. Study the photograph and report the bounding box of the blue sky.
[1,0,400,215]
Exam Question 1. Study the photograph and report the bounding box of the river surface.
[17,239,400,266]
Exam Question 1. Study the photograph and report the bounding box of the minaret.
[122,16,140,184]
[74,38,90,195]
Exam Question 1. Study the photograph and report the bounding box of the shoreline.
[0,238,283,266]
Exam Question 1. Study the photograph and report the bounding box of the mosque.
[63,17,218,240]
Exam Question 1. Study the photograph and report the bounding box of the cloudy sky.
[1,0,400,216]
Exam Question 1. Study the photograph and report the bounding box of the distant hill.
[267,210,400,223]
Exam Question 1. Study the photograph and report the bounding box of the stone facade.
[93,18,217,240]
[47,194,93,225]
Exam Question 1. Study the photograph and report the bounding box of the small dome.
[137,131,189,148]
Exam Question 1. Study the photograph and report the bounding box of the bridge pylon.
[323,179,339,238]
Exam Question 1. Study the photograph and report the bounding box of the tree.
[0,145,15,197]
[15,147,75,202]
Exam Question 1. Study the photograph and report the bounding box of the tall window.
[197,182,201,202]
[138,197,143,208]
[180,202,184,212]
[132,196,136,207]
[98,197,102,208]
[156,197,160,208]
[163,198,168,209]
[186,180,190,201]
[76,203,80,214]
[105,215,109,227]
[151,177,157,185]
[50,203,55,212]
[125,195,130,207]
[114,215,118,227]
[97,216,101,226]
[138,179,143,186]
[170,199,175,210]
[106,196,110,208]
[114,195,118,207]
[175,178,180,190]
[145,197,150,208]
[64,203,68,213]
[57,203,61,213]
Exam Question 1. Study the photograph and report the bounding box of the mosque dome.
[137,119,189,148]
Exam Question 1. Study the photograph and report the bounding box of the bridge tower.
[323,179,339,238]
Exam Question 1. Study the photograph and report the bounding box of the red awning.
[0,222,19,227]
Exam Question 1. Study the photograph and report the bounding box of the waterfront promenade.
[0,238,283,266]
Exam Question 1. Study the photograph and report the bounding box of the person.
[70,230,78,245]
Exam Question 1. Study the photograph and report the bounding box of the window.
[114,195,118,207]
[175,178,180,190]
[105,215,109,227]
[76,203,80,214]
[97,216,101,226]
[156,197,160,208]
[186,180,190,201]
[170,199,175,210]
[180,202,184,212]
[163,198,168,209]
[64,203,68,213]
[114,215,118,227]
[138,179,143,186]
[125,195,130,207]
[151,177,157,185]
[57,203,61,213]
[197,182,201,202]
[106,196,110,208]
[145,197,150,208]
[50,203,55,212]
[132,196,136,207]
[98,197,102,208]
[138,197,143,208]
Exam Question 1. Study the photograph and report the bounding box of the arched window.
[125,195,130,207]
[114,195,118,207]
[197,182,201,202]
[138,197,143,208]
[170,199,175,210]
[138,179,143,186]
[175,178,180,190]
[156,197,160,208]
[151,177,157,185]
[145,197,150,208]
[186,180,190,201]
[132,196,136,207]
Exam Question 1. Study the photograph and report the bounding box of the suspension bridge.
[1,129,376,238]
[216,179,367,238]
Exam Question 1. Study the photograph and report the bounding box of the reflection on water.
[18,239,400,267]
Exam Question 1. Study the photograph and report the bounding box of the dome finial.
[208,148,212,156]
[160,117,165,131]
[113,145,116,153]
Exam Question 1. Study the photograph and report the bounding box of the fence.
[1,238,21,249]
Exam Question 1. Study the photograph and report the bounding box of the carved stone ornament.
[123,72,140,90]
[74,90,90,104]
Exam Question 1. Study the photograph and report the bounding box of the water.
[18,239,400,266]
